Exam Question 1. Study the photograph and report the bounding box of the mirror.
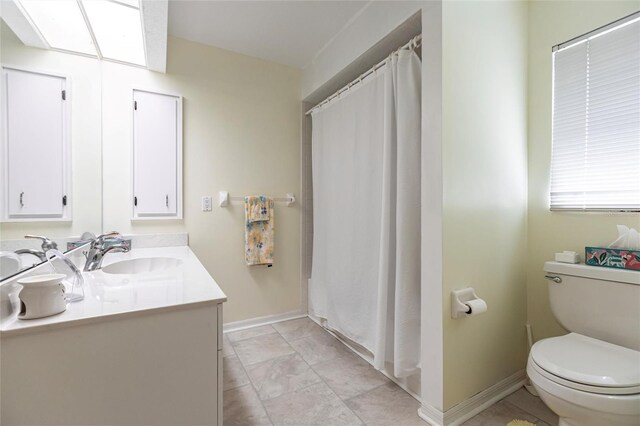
[0,22,102,280]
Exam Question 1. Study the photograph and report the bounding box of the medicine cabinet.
[132,89,183,219]
[1,67,71,221]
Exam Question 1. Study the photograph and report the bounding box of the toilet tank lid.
[544,261,640,285]
[531,333,640,388]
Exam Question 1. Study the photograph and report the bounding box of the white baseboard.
[419,370,526,426]
[418,403,445,426]
[223,310,307,333]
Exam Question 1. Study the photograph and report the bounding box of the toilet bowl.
[527,333,640,426]
[528,262,640,426]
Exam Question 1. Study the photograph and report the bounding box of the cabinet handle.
[19,191,24,207]
[166,194,169,207]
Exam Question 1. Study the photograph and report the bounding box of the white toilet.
[527,262,640,426]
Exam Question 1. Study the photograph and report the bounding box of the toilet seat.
[528,359,640,419]
[530,333,640,395]
[530,359,640,395]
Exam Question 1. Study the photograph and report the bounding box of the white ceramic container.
[17,273,67,320]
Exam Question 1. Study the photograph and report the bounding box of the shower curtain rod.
[305,34,422,116]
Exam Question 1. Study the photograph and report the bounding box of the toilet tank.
[544,261,640,351]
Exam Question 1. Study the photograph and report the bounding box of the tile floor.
[223,317,422,426]
[223,317,559,426]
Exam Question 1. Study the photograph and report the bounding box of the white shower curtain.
[310,49,421,378]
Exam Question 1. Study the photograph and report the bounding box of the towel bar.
[218,191,295,207]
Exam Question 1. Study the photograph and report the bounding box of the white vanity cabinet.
[1,67,70,221]
[0,245,226,425]
[1,302,224,425]
[132,89,183,219]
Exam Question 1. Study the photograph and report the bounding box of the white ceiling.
[168,0,370,69]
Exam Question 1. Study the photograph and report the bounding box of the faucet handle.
[90,231,121,248]
[96,231,121,241]
[96,231,120,239]
[24,234,58,251]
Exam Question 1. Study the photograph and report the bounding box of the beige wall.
[0,23,103,240]
[101,36,302,323]
[527,1,640,342]
[441,0,529,410]
[1,25,302,323]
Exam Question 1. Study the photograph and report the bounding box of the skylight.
[18,0,96,56]
[16,0,147,67]
[81,0,146,66]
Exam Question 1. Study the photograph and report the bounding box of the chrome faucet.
[15,235,59,262]
[83,231,130,272]
[14,248,47,262]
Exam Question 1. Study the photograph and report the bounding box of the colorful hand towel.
[247,195,270,223]
[245,196,274,266]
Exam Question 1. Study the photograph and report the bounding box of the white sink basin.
[101,257,183,275]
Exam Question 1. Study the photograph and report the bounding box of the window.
[550,13,640,211]
[16,0,146,67]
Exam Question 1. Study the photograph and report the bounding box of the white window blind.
[550,15,640,211]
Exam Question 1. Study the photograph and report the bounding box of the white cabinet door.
[132,90,182,219]
[2,68,69,220]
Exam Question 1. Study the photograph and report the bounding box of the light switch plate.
[202,196,212,212]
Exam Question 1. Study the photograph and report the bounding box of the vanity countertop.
[0,246,226,336]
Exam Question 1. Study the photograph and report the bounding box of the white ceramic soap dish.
[17,273,67,320]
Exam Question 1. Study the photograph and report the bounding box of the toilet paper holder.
[451,287,487,319]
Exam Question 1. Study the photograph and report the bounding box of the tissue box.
[585,247,640,271]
